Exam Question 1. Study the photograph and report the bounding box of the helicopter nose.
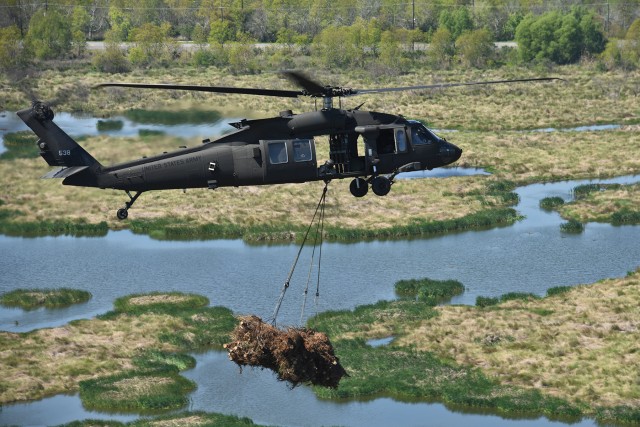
[439,140,463,165]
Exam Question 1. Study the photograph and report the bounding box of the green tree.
[71,6,91,57]
[108,6,132,42]
[516,8,606,65]
[0,25,28,71]
[314,24,355,69]
[25,9,72,60]
[378,29,408,75]
[456,28,495,68]
[439,7,474,40]
[625,17,640,64]
[208,19,235,45]
[128,22,176,67]
[428,26,455,69]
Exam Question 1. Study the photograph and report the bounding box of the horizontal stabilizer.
[42,166,89,179]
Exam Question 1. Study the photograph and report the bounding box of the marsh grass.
[560,219,585,233]
[395,277,465,305]
[0,288,91,309]
[2,66,638,132]
[0,292,235,405]
[540,196,565,210]
[96,120,124,132]
[559,183,640,225]
[316,340,581,420]
[59,411,266,426]
[79,368,196,412]
[1,131,39,160]
[476,292,540,308]
[310,269,640,422]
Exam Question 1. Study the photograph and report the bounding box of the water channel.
[0,112,638,426]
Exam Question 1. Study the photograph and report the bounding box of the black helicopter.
[17,72,558,220]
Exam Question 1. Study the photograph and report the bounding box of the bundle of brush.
[224,315,347,388]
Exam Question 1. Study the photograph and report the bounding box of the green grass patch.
[572,183,621,200]
[124,109,221,125]
[611,208,640,225]
[96,119,124,132]
[309,299,439,339]
[138,129,165,137]
[310,325,581,420]
[1,131,39,160]
[540,196,565,210]
[0,211,109,237]
[102,292,237,350]
[59,411,266,426]
[476,292,540,307]
[546,286,573,297]
[560,219,585,233]
[0,288,91,310]
[395,277,465,305]
[79,367,195,413]
[128,207,521,243]
[132,350,196,372]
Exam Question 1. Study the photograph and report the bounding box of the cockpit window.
[411,124,439,145]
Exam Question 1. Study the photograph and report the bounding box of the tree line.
[0,0,639,74]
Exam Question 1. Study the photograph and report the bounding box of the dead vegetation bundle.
[224,315,347,388]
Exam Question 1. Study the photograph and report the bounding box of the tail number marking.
[58,150,71,156]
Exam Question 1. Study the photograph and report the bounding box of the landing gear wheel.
[371,176,391,196]
[349,178,368,197]
[117,208,128,220]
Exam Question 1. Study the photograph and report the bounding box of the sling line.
[271,182,329,326]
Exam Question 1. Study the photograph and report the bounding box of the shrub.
[539,196,565,210]
[395,278,465,305]
[560,219,584,233]
[92,42,131,73]
[456,28,495,68]
[429,27,455,69]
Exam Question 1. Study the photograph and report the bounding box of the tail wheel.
[116,208,128,220]
[349,178,368,197]
[371,176,391,196]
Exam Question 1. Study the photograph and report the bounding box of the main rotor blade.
[355,77,564,95]
[282,71,328,97]
[95,82,303,98]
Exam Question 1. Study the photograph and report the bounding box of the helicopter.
[17,71,559,220]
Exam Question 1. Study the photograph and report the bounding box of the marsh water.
[0,111,639,426]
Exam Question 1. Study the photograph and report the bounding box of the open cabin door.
[261,138,318,184]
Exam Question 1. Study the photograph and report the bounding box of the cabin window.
[395,129,407,152]
[268,141,288,164]
[293,139,313,162]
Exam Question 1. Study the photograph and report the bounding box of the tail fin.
[17,102,100,168]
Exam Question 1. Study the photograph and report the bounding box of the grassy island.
[0,288,91,309]
[309,269,640,424]
[557,183,640,225]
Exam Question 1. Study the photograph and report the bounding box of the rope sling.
[270,182,329,326]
